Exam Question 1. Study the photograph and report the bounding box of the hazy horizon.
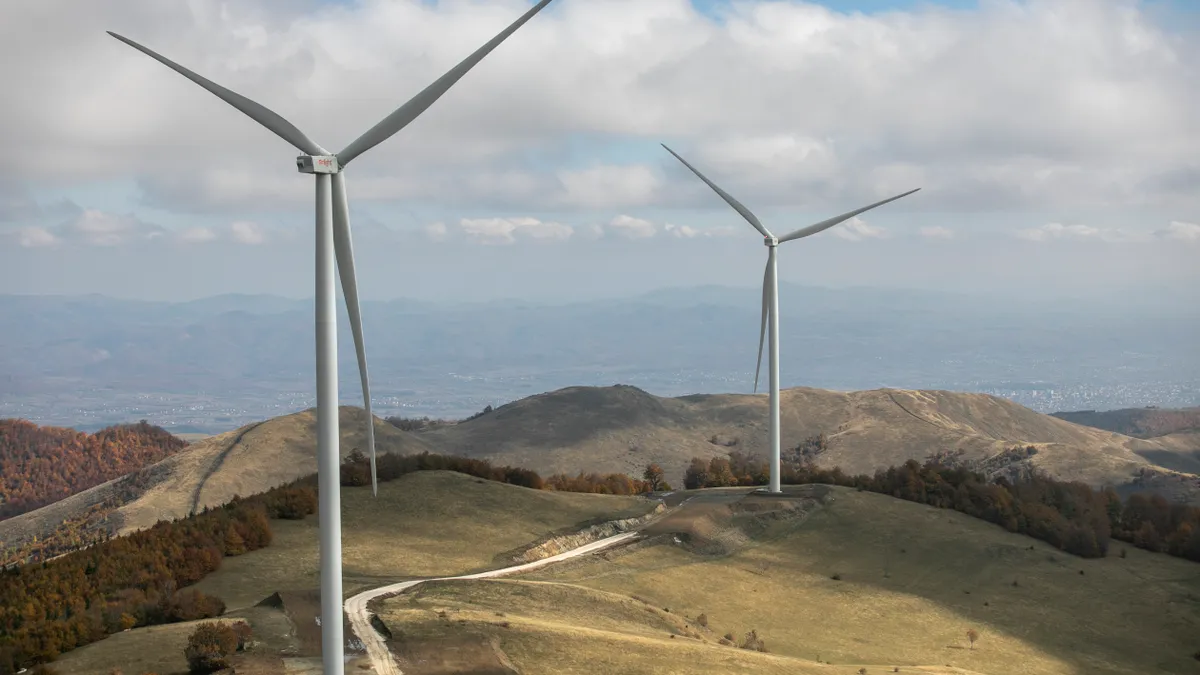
[3,287,1196,433]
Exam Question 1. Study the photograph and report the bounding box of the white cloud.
[457,216,573,245]
[230,220,266,244]
[664,223,698,238]
[606,215,657,239]
[17,226,59,248]
[1015,222,1156,243]
[831,217,888,241]
[59,209,164,246]
[556,165,662,210]
[178,226,217,243]
[685,134,840,201]
[663,222,741,239]
[919,226,955,240]
[1,0,1194,215]
[1156,220,1200,242]
[1,0,1198,304]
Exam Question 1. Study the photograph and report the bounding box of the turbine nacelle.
[297,155,340,174]
[109,3,559,669]
[662,143,921,495]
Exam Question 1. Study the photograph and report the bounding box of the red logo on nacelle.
[317,158,334,167]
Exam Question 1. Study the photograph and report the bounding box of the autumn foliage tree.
[544,471,652,495]
[0,446,654,672]
[642,464,670,491]
[0,481,306,672]
[183,622,242,672]
[0,419,186,521]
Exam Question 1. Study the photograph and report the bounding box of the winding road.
[344,531,641,674]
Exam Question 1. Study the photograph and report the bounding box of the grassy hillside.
[10,385,1196,568]
[418,385,1189,497]
[372,486,1200,675]
[0,406,431,565]
[1053,407,1200,439]
[380,579,975,675]
[47,470,657,675]
[194,470,655,611]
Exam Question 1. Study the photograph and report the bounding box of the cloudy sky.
[1,0,1197,304]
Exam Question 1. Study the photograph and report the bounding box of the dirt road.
[343,530,640,674]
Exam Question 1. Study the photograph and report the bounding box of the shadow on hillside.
[601,487,1200,674]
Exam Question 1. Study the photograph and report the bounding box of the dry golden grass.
[0,406,432,555]
[52,471,655,673]
[173,432,212,443]
[420,385,1185,496]
[120,406,433,534]
[377,578,981,675]
[523,487,1200,675]
[8,384,1194,561]
[48,609,293,675]
[192,470,656,611]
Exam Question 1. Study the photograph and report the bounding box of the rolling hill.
[1052,406,1200,439]
[5,384,1197,567]
[365,483,1200,675]
[58,474,1200,675]
[418,385,1196,496]
[0,407,431,565]
[1050,405,1200,493]
[47,470,658,675]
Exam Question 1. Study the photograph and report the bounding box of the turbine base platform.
[749,487,807,499]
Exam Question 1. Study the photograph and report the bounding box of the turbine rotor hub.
[763,235,778,247]
[296,155,340,174]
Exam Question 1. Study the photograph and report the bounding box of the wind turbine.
[661,144,919,494]
[108,1,557,671]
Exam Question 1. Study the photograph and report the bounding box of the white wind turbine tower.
[661,144,919,493]
[108,1,558,671]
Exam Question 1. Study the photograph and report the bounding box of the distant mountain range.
[1,286,1197,431]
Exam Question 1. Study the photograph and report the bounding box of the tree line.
[0,419,186,521]
[0,482,304,673]
[682,448,1200,562]
[7,439,1197,672]
[0,451,654,673]
[3,457,192,568]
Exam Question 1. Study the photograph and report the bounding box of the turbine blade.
[331,173,377,496]
[754,256,770,393]
[778,188,921,243]
[337,0,558,167]
[661,144,772,239]
[106,32,325,156]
